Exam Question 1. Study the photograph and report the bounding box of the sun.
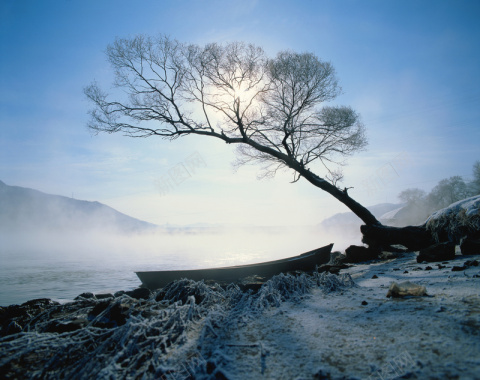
[206,68,265,123]
[232,79,250,102]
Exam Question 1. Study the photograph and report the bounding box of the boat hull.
[136,243,333,290]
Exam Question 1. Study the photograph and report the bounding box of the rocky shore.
[1,251,479,379]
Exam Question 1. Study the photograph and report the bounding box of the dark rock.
[404,270,409,274]
[425,266,433,271]
[87,300,129,328]
[328,251,346,264]
[417,242,456,263]
[465,260,479,267]
[452,260,478,272]
[344,245,380,263]
[22,298,58,308]
[95,293,114,300]
[75,292,96,300]
[238,282,264,293]
[125,287,152,300]
[108,303,129,326]
[361,301,368,306]
[379,251,400,260]
[437,264,446,269]
[460,237,480,255]
[114,290,126,297]
[238,275,267,292]
[1,298,59,337]
[90,301,111,317]
[371,275,378,279]
[317,264,349,275]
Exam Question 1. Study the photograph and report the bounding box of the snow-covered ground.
[197,252,480,379]
[1,252,479,379]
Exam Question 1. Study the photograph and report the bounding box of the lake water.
[0,227,340,306]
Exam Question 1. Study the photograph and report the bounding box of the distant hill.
[319,203,403,228]
[0,180,156,233]
[317,203,403,242]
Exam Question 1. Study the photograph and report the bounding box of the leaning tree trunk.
[297,166,436,253]
[237,140,436,255]
[296,166,381,226]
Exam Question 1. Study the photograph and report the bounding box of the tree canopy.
[85,35,377,225]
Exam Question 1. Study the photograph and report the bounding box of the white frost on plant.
[425,194,480,243]
[0,271,355,379]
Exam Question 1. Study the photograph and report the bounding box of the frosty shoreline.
[1,252,480,379]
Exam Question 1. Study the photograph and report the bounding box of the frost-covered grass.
[0,272,354,379]
[426,194,480,243]
[198,253,480,379]
[2,254,479,379]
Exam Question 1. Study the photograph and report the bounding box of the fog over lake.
[0,226,339,306]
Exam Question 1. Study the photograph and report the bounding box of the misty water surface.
[0,227,342,306]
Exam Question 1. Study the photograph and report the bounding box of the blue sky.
[1,0,479,226]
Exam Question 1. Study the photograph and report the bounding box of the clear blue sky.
[1,0,479,226]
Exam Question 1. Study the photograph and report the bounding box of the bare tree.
[85,35,379,227]
[427,176,470,210]
[470,161,480,195]
[398,188,427,206]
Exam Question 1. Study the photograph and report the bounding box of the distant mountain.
[315,203,404,246]
[0,180,156,233]
[319,203,403,229]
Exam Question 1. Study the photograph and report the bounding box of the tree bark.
[296,167,381,226]
[295,165,438,253]
[360,224,436,251]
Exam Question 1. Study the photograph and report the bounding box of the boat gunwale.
[135,244,333,276]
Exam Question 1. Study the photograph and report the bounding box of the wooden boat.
[136,243,333,289]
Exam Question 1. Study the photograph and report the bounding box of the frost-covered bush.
[253,273,312,309]
[426,195,480,243]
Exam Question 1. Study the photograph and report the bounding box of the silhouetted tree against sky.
[398,188,427,206]
[85,35,378,226]
[91,35,480,254]
[427,176,470,210]
[471,161,480,195]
